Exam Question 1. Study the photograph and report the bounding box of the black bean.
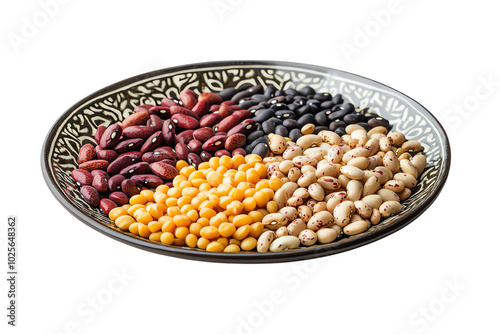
[296,104,317,117]
[285,88,298,96]
[314,111,328,126]
[328,108,352,122]
[252,143,270,158]
[259,102,271,109]
[283,119,300,130]
[262,121,276,134]
[313,126,329,134]
[306,99,321,107]
[270,102,288,111]
[249,104,264,115]
[274,89,286,97]
[247,130,264,142]
[367,116,390,128]
[341,102,355,114]
[275,125,288,137]
[356,122,371,131]
[231,85,263,103]
[284,95,295,104]
[239,99,258,109]
[299,86,316,96]
[268,96,286,104]
[245,136,269,154]
[334,127,347,137]
[289,128,302,142]
[329,120,347,131]
[253,108,275,123]
[294,97,307,106]
[275,110,295,120]
[219,87,238,101]
[331,94,343,105]
[297,113,316,127]
[267,117,283,125]
[320,101,335,109]
[264,84,277,98]
[251,94,269,103]
[287,103,300,111]
[313,92,332,102]
[323,109,333,116]
[343,112,364,124]
[255,123,263,132]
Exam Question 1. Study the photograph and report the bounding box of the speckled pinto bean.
[257,231,276,253]
[269,236,300,252]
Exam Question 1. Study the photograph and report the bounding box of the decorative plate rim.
[41,60,451,263]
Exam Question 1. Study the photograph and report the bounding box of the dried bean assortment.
[70,83,426,253]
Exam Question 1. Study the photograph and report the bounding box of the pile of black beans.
[219,84,391,157]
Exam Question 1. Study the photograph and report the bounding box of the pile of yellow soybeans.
[108,154,283,253]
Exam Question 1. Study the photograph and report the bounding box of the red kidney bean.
[77,144,96,164]
[154,146,177,160]
[116,151,142,161]
[187,139,203,154]
[232,148,246,156]
[91,169,109,178]
[142,151,173,163]
[232,109,251,121]
[79,159,109,172]
[225,133,246,151]
[227,119,257,136]
[198,92,223,105]
[214,114,239,133]
[140,131,163,153]
[215,132,227,136]
[134,104,155,113]
[122,125,155,139]
[122,110,149,129]
[121,179,140,197]
[175,142,190,161]
[119,162,149,176]
[202,135,228,152]
[71,169,93,187]
[131,174,164,188]
[187,153,202,168]
[114,138,144,153]
[94,145,103,153]
[171,114,199,130]
[94,125,106,143]
[161,97,181,107]
[180,90,198,109]
[92,173,109,192]
[161,119,176,146]
[109,191,129,205]
[170,105,199,120]
[80,185,100,206]
[191,99,211,118]
[215,150,231,157]
[148,106,170,119]
[216,104,233,118]
[161,158,177,167]
[175,130,194,145]
[200,151,212,162]
[199,113,221,128]
[100,124,122,149]
[107,155,136,175]
[150,161,179,180]
[146,115,164,131]
[193,127,216,142]
[108,175,125,191]
[99,198,117,214]
[96,149,118,162]
[209,104,220,112]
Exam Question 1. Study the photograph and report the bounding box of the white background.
[1,0,499,333]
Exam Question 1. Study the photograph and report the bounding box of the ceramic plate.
[41,61,451,263]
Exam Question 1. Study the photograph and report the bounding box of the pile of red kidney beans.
[71,84,391,214]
